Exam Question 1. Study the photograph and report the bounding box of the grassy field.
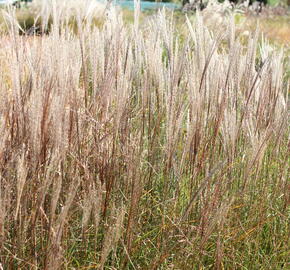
[0,1,289,269]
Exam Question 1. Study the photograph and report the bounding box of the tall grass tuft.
[0,1,289,269]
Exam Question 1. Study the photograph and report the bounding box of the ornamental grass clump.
[0,1,289,269]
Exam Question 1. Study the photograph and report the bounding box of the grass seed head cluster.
[0,0,289,269]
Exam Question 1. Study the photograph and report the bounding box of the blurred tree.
[181,0,269,6]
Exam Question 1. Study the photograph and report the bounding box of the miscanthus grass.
[0,1,289,269]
